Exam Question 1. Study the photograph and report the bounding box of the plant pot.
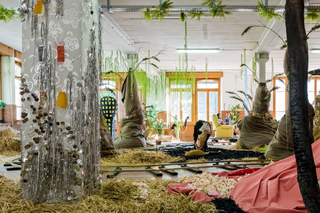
[0,109,4,123]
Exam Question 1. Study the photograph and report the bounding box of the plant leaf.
[180,11,187,22]
[257,0,282,21]
[241,26,253,36]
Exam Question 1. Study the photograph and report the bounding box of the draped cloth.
[230,139,320,213]
[100,111,116,156]
[113,71,146,148]
[265,103,314,160]
[237,83,278,149]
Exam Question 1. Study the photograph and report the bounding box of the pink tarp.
[230,139,320,213]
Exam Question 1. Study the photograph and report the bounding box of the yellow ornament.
[57,92,67,109]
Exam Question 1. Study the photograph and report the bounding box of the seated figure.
[212,114,233,138]
[236,83,278,149]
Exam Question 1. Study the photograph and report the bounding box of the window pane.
[275,78,286,91]
[275,92,286,111]
[275,112,285,121]
[171,92,180,122]
[317,79,320,94]
[100,80,116,89]
[308,79,315,104]
[209,92,219,122]
[170,84,191,89]
[182,92,192,121]
[197,80,219,89]
[198,92,207,121]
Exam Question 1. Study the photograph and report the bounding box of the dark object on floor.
[162,145,263,162]
[4,157,21,171]
[212,198,245,213]
[193,120,211,150]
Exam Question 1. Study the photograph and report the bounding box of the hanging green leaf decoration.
[306,9,320,22]
[180,11,187,22]
[257,0,282,21]
[0,4,18,23]
[241,26,254,36]
[204,0,231,20]
[151,0,173,21]
[142,8,153,21]
[188,10,206,21]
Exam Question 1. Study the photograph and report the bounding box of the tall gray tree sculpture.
[286,0,320,211]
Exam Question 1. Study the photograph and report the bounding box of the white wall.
[221,70,277,112]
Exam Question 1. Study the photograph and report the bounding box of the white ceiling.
[1,0,320,73]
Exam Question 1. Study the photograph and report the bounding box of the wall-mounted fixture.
[177,48,220,53]
[311,48,320,53]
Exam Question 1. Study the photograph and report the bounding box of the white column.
[256,52,270,83]
[1,56,15,104]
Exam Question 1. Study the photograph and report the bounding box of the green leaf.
[269,86,280,93]
[306,9,320,22]
[257,0,282,21]
[0,4,18,23]
[151,56,160,62]
[142,8,152,21]
[180,11,187,22]
[241,26,253,36]
[188,10,206,21]
[280,44,287,49]
[150,63,159,69]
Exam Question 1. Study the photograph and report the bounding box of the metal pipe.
[101,5,320,13]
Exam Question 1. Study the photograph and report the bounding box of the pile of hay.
[0,126,20,156]
[0,176,217,213]
[101,149,183,166]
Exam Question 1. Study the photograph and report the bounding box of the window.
[15,63,22,120]
[196,79,220,122]
[273,76,320,120]
[170,85,192,123]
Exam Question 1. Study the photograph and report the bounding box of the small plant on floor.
[154,119,166,138]
[143,104,159,139]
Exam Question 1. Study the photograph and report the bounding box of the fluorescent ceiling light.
[311,48,320,53]
[177,48,220,53]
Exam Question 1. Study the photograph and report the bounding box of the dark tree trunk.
[286,0,320,212]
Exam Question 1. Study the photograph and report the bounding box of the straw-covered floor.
[0,126,20,157]
[0,176,218,213]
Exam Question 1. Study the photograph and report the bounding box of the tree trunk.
[286,0,320,212]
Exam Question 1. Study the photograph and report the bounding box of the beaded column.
[20,0,101,203]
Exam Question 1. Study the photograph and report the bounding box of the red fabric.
[166,182,215,203]
[230,139,320,213]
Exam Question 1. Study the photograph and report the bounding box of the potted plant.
[0,100,6,123]
[154,119,166,139]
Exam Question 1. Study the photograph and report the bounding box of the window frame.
[196,78,221,122]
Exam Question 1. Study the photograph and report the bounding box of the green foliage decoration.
[0,4,18,23]
[0,100,6,109]
[257,0,282,21]
[188,10,205,21]
[306,9,320,22]
[154,119,166,136]
[180,11,187,22]
[203,0,231,20]
[230,104,244,125]
[142,0,173,21]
